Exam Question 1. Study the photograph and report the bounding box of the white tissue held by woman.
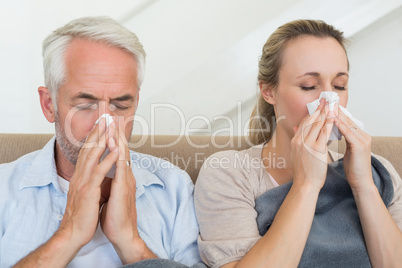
[306,92,364,140]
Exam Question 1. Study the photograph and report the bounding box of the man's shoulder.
[130,150,182,172]
[129,150,193,188]
[0,150,42,196]
[0,150,41,175]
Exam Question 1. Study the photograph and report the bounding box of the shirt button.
[57,214,63,221]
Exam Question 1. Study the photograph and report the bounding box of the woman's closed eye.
[333,85,347,90]
[300,85,316,91]
[300,85,347,91]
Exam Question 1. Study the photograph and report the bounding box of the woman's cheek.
[339,93,348,108]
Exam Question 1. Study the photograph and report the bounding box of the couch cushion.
[0,134,401,183]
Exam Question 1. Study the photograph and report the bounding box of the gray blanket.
[255,156,394,267]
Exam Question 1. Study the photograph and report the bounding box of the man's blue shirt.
[0,137,201,267]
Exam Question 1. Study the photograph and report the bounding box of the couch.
[1,134,401,182]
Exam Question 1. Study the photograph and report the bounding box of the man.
[0,16,201,267]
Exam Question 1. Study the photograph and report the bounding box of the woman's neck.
[262,127,294,185]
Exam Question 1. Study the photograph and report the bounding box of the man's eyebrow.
[72,92,98,101]
[71,93,134,102]
[111,95,135,102]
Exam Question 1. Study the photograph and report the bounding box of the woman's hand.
[334,103,373,191]
[334,106,402,268]
[291,99,335,191]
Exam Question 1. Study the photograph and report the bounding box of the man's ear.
[38,86,56,123]
[260,82,276,105]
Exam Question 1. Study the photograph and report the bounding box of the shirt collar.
[19,136,60,191]
[18,138,165,196]
[130,152,165,198]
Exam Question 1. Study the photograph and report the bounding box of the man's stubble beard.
[55,112,83,165]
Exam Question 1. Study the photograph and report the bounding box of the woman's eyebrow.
[297,72,320,78]
[296,72,349,78]
[336,72,349,77]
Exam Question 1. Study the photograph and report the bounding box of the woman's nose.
[322,85,333,91]
[322,83,333,92]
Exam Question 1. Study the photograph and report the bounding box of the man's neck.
[54,143,75,181]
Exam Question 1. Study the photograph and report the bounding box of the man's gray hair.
[42,16,146,110]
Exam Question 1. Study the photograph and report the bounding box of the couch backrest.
[1,134,401,183]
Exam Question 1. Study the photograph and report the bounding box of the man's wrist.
[113,236,157,265]
[13,228,83,267]
[51,228,84,261]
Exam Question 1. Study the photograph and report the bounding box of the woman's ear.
[38,86,56,123]
[259,82,276,105]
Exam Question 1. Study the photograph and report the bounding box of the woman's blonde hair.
[249,19,348,145]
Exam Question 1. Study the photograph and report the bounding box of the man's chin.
[54,138,81,166]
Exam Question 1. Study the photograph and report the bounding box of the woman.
[194,19,402,268]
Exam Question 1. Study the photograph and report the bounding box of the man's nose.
[99,102,116,116]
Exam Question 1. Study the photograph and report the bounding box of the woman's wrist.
[292,179,322,198]
[350,181,378,200]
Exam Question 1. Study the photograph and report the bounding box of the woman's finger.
[334,114,363,145]
[334,103,359,132]
[317,111,335,147]
[304,101,328,144]
[297,99,326,140]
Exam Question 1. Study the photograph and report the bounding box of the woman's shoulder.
[201,144,264,172]
[372,153,402,230]
[196,144,265,192]
[371,153,401,186]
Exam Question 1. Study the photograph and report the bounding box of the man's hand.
[14,117,119,267]
[57,117,119,248]
[100,116,157,264]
